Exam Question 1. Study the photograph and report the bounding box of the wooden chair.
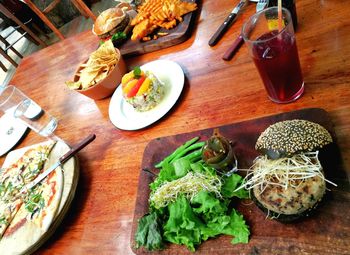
[0,35,20,72]
[0,2,48,71]
[0,3,46,47]
[23,0,97,40]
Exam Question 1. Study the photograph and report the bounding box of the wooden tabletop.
[2,0,350,254]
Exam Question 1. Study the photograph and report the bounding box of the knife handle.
[59,134,96,164]
[222,34,244,61]
[209,12,237,46]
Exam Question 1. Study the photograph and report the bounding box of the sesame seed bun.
[255,119,333,159]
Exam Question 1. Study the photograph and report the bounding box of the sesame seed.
[255,119,333,156]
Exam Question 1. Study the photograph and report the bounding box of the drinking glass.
[0,85,58,138]
[242,7,304,103]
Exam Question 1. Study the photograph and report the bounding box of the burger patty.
[99,15,131,40]
[253,175,326,215]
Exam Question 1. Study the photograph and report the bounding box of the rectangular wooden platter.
[130,108,350,254]
[119,0,198,57]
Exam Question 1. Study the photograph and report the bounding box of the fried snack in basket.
[131,0,197,41]
[66,40,120,90]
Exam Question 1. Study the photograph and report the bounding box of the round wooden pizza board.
[0,141,79,255]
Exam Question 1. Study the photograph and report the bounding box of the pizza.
[0,142,56,237]
[0,141,64,254]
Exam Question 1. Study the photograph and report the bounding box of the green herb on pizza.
[0,217,7,226]
[24,190,45,214]
[135,136,250,252]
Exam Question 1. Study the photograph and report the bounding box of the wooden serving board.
[119,0,199,57]
[130,108,350,254]
[0,141,78,255]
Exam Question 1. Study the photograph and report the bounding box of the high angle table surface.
[1,0,349,254]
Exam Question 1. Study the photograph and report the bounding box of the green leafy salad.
[135,136,250,252]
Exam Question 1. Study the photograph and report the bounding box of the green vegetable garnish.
[202,132,237,174]
[25,191,45,213]
[221,174,249,199]
[0,216,8,225]
[163,195,204,252]
[135,212,164,251]
[0,182,5,195]
[150,171,222,209]
[155,137,200,168]
[111,32,127,42]
[135,136,250,252]
[133,66,142,78]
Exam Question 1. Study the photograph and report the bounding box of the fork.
[222,0,268,61]
[256,0,268,12]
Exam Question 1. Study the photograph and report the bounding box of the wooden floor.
[0,0,117,87]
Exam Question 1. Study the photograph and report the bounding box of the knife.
[222,34,244,60]
[222,0,269,60]
[208,0,247,47]
[22,134,96,192]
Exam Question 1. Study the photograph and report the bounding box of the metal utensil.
[222,0,268,60]
[22,134,96,192]
[208,0,247,47]
[256,0,269,12]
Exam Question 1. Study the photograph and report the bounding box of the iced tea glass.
[242,7,304,103]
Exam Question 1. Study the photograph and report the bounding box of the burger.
[241,119,335,222]
[92,3,136,46]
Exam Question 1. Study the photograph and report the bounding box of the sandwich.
[92,3,136,46]
[240,119,335,222]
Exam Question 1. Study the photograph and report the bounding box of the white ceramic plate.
[108,60,185,130]
[0,109,28,156]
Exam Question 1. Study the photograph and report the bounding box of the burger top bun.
[93,7,126,36]
[255,119,333,159]
[116,2,133,11]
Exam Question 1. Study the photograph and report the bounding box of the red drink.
[252,30,304,103]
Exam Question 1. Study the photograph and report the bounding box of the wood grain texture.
[1,0,350,254]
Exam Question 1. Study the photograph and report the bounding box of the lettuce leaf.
[135,212,164,251]
[149,160,176,191]
[222,209,250,244]
[139,137,251,252]
[162,191,250,251]
[192,191,230,240]
[191,191,249,243]
[221,174,249,199]
[172,157,191,177]
[163,195,204,252]
[192,191,228,221]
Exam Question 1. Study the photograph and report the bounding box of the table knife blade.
[22,134,96,192]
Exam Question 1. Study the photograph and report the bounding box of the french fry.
[131,0,197,41]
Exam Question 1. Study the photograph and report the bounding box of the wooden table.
[1,0,350,254]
